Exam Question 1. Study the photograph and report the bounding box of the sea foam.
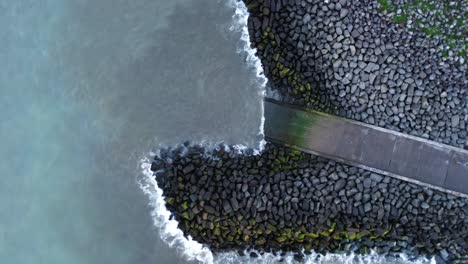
[228,0,267,153]
[138,1,434,263]
[139,156,434,264]
[139,158,214,263]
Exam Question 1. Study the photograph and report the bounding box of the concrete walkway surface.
[264,99,468,197]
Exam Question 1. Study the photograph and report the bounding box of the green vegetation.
[164,146,403,254]
[377,0,467,58]
[258,27,316,98]
[392,14,408,24]
[270,146,305,172]
[177,207,401,254]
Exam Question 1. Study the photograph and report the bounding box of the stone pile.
[152,142,468,262]
[377,0,466,58]
[244,0,467,148]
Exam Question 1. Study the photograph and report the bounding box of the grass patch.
[376,0,467,58]
[393,14,408,24]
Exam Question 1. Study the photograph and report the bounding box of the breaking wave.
[138,1,435,263]
[228,0,267,153]
[139,156,434,264]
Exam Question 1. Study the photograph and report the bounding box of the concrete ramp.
[264,99,468,197]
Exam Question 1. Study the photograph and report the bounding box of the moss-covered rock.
[152,142,468,260]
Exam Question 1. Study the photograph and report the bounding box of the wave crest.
[138,1,435,264]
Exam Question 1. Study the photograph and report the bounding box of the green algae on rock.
[152,142,468,261]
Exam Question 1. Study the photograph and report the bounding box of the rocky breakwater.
[243,0,467,148]
[152,142,468,262]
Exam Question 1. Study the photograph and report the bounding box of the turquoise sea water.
[0,1,263,263]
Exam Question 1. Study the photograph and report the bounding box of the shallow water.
[0,0,262,263]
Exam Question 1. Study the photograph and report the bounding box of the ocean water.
[0,0,262,263]
[0,0,435,263]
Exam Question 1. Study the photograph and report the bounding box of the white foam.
[214,250,435,264]
[139,150,435,264]
[265,86,284,101]
[139,149,434,264]
[138,1,437,264]
[228,0,267,153]
[139,158,214,264]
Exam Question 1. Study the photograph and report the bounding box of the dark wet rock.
[363,178,372,189]
[370,173,383,183]
[334,179,346,191]
[183,164,195,174]
[421,202,430,210]
[244,0,466,149]
[223,200,233,213]
[250,251,258,258]
[230,197,240,211]
[364,203,372,213]
[151,142,468,261]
